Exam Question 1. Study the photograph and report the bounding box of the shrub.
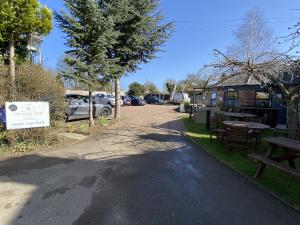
[66,122,91,136]
[96,117,108,126]
[0,64,66,122]
[0,128,63,152]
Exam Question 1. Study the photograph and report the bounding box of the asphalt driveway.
[0,105,299,225]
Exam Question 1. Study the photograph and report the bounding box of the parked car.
[145,96,164,104]
[173,92,190,104]
[121,96,132,106]
[129,96,146,106]
[94,94,110,104]
[106,94,124,106]
[65,94,112,121]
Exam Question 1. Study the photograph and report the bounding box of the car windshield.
[95,94,106,98]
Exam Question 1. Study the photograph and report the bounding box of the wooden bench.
[209,113,226,143]
[224,124,253,153]
[250,137,300,179]
[250,154,300,179]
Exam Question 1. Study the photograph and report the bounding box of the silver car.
[66,95,112,121]
[106,94,123,106]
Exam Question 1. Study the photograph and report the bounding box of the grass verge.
[183,117,300,210]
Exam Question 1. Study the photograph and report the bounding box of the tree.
[144,81,159,93]
[56,0,116,127]
[227,8,276,64]
[0,0,52,99]
[104,0,173,119]
[164,79,177,100]
[128,82,145,96]
[211,8,300,129]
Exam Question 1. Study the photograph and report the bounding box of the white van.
[173,92,190,104]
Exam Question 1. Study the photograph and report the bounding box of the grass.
[182,117,300,210]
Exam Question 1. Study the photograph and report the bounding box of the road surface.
[0,105,299,225]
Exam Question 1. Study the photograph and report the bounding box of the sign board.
[5,102,50,130]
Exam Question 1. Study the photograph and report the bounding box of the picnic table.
[222,112,256,121]
[250,137,300,179]
[223,121,270,130]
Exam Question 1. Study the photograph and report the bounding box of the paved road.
[0,105,299,225]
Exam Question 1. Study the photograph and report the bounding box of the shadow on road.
[0,143,194,225]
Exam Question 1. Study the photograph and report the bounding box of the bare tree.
[208,8,300,129]
[213,49,300,130]
[227,8,276,64]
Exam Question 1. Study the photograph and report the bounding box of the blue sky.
[40,0,300,91]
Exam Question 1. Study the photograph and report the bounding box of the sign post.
[5,102,50,130]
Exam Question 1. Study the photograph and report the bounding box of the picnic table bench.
[249,137,300,179]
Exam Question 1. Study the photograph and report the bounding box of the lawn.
[183,117,300,210]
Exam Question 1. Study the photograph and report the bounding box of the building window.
[224,89,239,107]
[211,92,217,107]
[255,91,271,108]
[226,89,238,99]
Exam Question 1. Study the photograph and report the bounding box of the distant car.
[129,96,146,106]
[65,94,112,121]
[121,96,132,106]
[146,96,164,105]
[173,92,190,104]
[106,94,124,106]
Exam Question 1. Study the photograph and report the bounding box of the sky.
[39,0,300,91]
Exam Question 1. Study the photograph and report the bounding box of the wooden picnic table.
[222,112,256,121]
[223,121,270,131]
[250,137,300,179]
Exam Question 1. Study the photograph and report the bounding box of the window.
[211,92,217,107]
[256,92,269,100]
[224,89,239,107]
[226,89,238,99]
[255,91,271,108]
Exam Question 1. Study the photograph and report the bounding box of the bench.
[250,137,300,179]
[250,154,300,179]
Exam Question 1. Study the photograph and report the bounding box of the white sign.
[5,102,50,130]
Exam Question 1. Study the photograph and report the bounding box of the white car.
[106,95,124,106]
[173,92,190,104]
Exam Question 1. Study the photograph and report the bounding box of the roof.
[215,71,300,87]
[216,73,264,87]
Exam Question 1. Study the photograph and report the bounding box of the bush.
[0,64,66,121]
[0,128,63,152]
[96,117,108,126]
[66,122,91,136]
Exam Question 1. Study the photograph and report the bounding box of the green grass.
[183,117,300,209]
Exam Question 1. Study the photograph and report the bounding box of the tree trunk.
[89,90,94,127]
[171,84,176,101]
[9,37,17,100]
[114,78,121,119]
[286,100,297,130]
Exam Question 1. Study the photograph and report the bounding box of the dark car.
[121,96,131,106]
[66,94,112,121]
[129,96,146,106]
[146,96,164,104]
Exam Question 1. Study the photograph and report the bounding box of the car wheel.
[155,101,159,105]
[101,107,111,118]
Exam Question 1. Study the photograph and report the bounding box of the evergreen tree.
[104,0,173,119]
[0,0,52,99]
[56,0,116,126]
